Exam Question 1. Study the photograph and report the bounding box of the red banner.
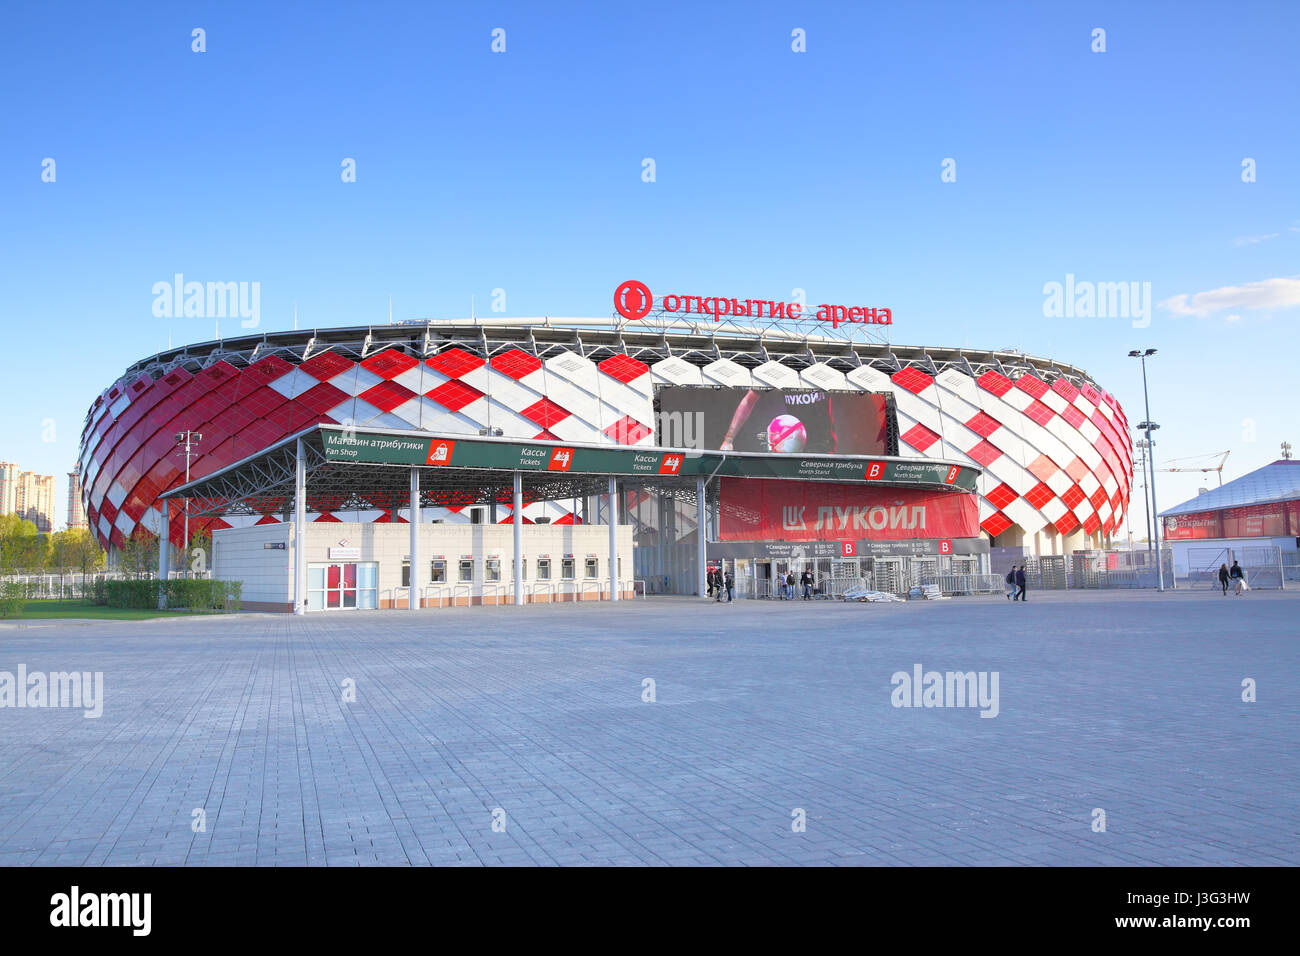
[718,477,977,542]
[1222,502,1288,538]
[1162,509,1223,540]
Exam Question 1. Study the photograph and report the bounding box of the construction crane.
[1158,450,1230,487]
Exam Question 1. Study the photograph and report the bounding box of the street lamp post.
[1128,349,1163,592]
[175,431,202,578]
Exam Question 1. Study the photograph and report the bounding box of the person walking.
[1218,563,1231,595]
[706,566,716,599]
[1230,560,1246,596]
[724,568,735,603]
[715,565,726,602]
[1014,565,1027,602]
[1004,567,1016,600]
[786,570,796,600]
[801,568,813,600]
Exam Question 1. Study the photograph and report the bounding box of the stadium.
[76,290,1134,608]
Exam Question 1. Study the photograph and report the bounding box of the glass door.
[308,562,377,611]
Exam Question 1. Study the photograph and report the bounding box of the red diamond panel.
[245,354,294,385]
[1027,454,1059,483]
[604,416,652,444]
[1024,482,1055,509]
[1015,375,1050,399]
[1051,378,1080,403]
[977,370,1014,396]
[360,380,417,413]
[520,397,570,428]
[967,440,1003,467]
[1023,399,1055,426]
[490,349,543,381]
[1061,484,1087,509]
[1088,487,1108,509]
[533,429,561,441]
[1083,512,1101,535]
[294,382,350,415]
[1060,404,1087,429]
[1054,511,1080,535]
[985,482,1018,510]
[299,352,355,382]
[426,379,484,412]
[361,349,419,379]
[599,354,649,384]
[891,366,934,394]
[966,410,1001,438]
[981,512,1014,538]
[426,348,486,378]
[900,422,940,452]
[1064,457,1089,482]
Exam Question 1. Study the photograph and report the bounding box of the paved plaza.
[0,590,1296,866]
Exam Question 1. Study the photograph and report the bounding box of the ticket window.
[430,560,446,584]
[458,559,474,582]
[485,559,501,582]
[584,558,599,579]
[537,559,551,580]
[401,560,411,588]
[561,558,575,580]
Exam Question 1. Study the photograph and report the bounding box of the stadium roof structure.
[166,423,982,519]
[119,317,1110,391]
[1161,460,1300,517]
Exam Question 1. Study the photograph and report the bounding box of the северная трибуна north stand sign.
[319,428,979,492]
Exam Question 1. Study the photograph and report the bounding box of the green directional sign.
[319,429,979,491]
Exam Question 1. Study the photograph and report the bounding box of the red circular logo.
[614,280,653,321]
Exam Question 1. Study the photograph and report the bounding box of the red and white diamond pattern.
[78,342,1130,552]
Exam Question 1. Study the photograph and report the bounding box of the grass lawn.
[3,599,202,621]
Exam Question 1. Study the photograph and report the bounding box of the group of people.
[1004,565,1028,602]
[775,569,816,601]
[1217,560,1249,595]
[705,565,735,603]
[705,566,817,602]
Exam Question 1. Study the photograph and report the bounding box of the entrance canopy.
[163,424,980,517]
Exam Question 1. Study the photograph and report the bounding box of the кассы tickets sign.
[614,280,892,329]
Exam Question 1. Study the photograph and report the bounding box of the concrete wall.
[214,520,635,612]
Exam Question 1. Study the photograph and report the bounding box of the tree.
[46,528,104,598]
[118,526,161,579]
[0,514,40,572]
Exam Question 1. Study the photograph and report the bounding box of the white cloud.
[1158,276,1300,317]
[1233,233,1279,246]
[1225,313,1242,322]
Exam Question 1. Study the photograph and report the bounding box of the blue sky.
[2,0,1297,533]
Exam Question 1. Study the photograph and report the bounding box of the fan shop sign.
[613,280,892,328]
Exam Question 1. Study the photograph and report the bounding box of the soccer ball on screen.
[767,414,807,453]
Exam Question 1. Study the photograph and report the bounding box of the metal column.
[156,502,169,609]
[608,476,619,602]
[409,467,420,610]
[294,438,306,615]
[696,477,707,597]
[513,471,524,605]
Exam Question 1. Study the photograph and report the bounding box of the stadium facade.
[77,311,1134,604]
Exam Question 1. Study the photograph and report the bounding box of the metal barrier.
[922,573,1005,595]
[528,581,557,604]
[578,580,604,601]
[480,583,511,605]
[616,579,647,600]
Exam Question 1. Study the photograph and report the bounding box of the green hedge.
[104,578,242,612]
[0,582,25,619]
